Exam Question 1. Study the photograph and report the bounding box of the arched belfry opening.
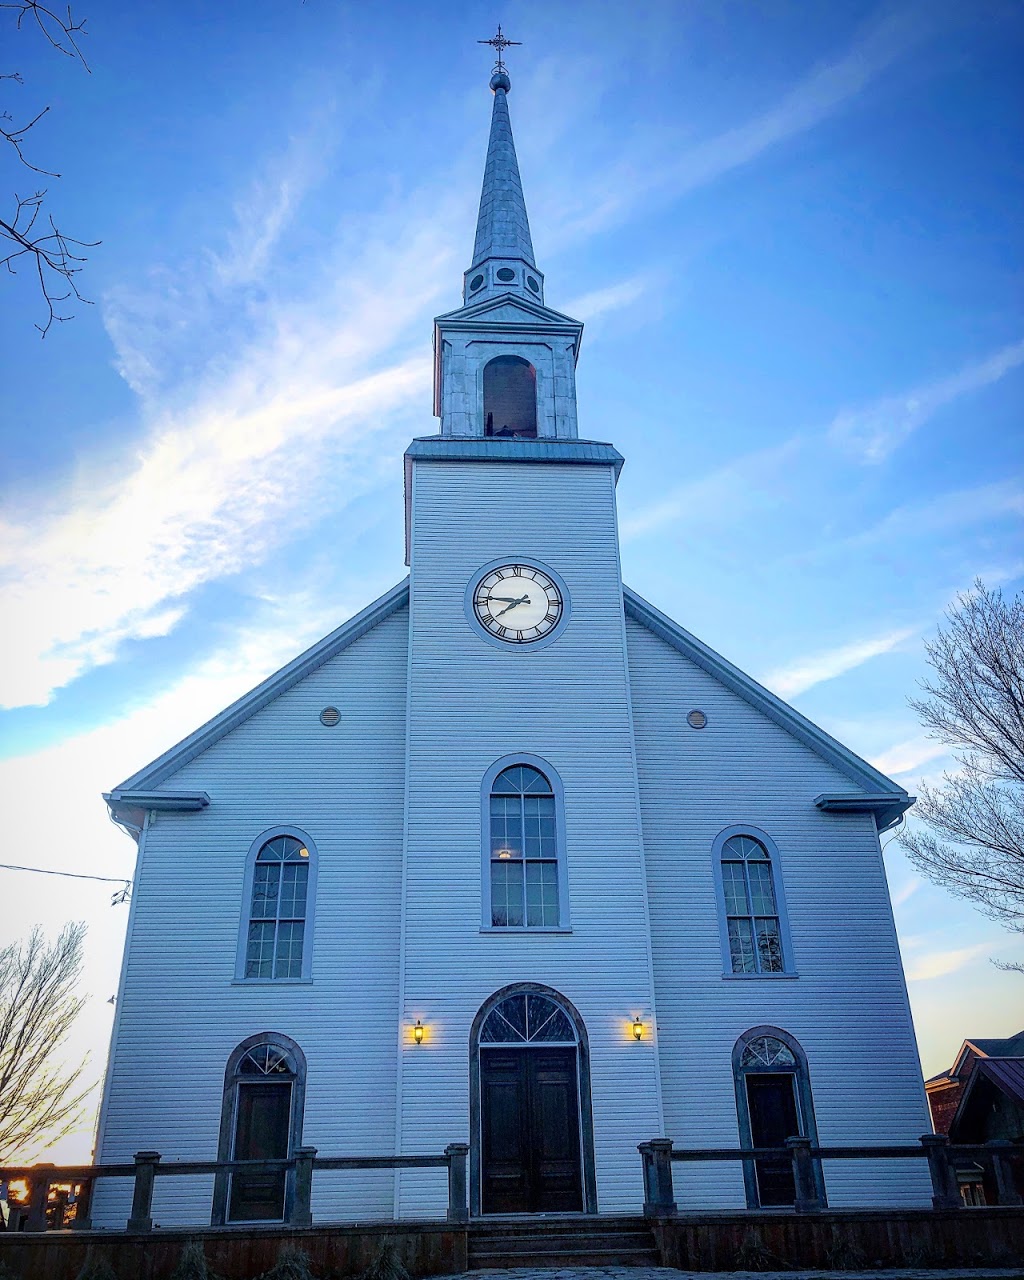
[483,355,537,438]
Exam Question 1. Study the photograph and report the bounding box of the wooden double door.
[481,1046,584,1214]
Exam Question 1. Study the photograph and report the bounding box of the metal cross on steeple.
[478,24,521,75]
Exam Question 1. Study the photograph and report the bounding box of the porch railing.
[0,1144,470,1233]
[638,1134,1024,1216]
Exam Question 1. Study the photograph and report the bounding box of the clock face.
[473,564,563,644]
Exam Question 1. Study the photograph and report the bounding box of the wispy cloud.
[890,877,922,908]
[620,437,805,539]
[828,338,1024,463]
[549,6,924,241]
[563,275,648,323]
[0,129,471,710]
[871,736,950,777]
[905,942,991,982]
[760,626,916,699]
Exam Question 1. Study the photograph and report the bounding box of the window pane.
[278,864,308,919]
[756,918,784,972]
[525,860,559,926]
[747,861,777,915]
[245,923,275,978]
[251,864,280,919]
[521,767,551,794]
[490,861,524,926]
[722,862,749,915]
[490,796,522,858]
[494,994,528,1038]
[728,918,756,974]
[274,922,305,978]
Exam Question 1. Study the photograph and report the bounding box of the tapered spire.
[462,37,546,307]
[472,81,536,269]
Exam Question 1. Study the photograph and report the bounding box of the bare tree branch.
[2,1,97,335]
[0,922,94,1162]
[900,581,1024,964]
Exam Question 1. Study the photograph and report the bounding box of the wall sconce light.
[413,1020,425,1045]
[632,1017,644,1041]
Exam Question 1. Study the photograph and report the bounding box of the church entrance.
[481,1045,582,1213]
[471,985,597,1216]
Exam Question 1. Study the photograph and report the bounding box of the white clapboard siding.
[93,607,409,1227]
[625,616,933,1209]
[397,458,664,1218]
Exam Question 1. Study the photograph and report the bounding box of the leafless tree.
[2,1,98,335]
[900,580,1024,969]
[0,921,93,1161]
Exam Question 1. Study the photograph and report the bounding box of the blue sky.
[1,0,1021,1160]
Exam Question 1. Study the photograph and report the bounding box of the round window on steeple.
[496,268,516,283]
[469,273,485,292]
[526,275,540,293]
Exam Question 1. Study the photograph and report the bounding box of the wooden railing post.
[638,1139,677,1217]
[987,1139,1023,1206]
[921,1134,961,1209]
[26,1164,54,1231]
[289,1146,317,1227]
[445,1143,469,1222]
[71,1176,94,1230]
[127,1150,161,1231]
[786,1136,822,1212]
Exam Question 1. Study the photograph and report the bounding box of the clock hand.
[486,596,521,603]
[494,595,530,618]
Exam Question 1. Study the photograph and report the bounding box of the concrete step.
[470,1231,657,1254]
[470,1248,661,1269]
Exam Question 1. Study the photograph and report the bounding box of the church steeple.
[462,56,545,307]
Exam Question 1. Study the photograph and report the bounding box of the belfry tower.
[431,64,583,443]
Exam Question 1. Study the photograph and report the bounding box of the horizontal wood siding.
[94,608,409,1227]
[625,617,932,1209]
[398,459,663,1217]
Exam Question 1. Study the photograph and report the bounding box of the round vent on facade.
[319,706,341,727]
[687,709,707,730]
[526,275,540,293]
[469,273,485,292]
[496,267,516,282]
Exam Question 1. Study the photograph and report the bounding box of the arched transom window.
[490,765,558,927]
[740,1034,797,1069]
[721,834,784,974]
[245,835,310,979]
[479,991,579,1044]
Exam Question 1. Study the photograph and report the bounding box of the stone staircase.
[467,1214,660,1269]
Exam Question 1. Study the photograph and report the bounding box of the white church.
[96,55,932,1227]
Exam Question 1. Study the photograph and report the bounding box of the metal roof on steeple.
[471,77,536,270]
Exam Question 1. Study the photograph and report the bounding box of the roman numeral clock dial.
[472,563,564,645]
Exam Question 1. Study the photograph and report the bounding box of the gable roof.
[109,579,409,796]
[951,1030,1024,1076]
[624,586,913,828]
[434,291,582,329]
[950,1057,1024,1139]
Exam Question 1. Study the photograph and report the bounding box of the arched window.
[712,826,794,976]
[483,355,537,438]
[732,1026,825,1209]
[483,757,567,929]
[236,828,317,980]
[213,1033,307,1225]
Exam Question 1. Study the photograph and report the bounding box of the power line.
[0,862,128,885]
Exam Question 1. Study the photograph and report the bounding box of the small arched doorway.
[483,355,538,438]
[470,983,597,1215]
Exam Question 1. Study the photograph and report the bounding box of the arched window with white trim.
[236,827,317,980]
[482,756,568,930]
[712,826,794,976]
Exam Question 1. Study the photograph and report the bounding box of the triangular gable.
[110,579,409,795]
[624,586,913,826]
[435,291,580,327]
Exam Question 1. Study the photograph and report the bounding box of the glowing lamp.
[632,1017,644,1041]
[413,1020,425,1045]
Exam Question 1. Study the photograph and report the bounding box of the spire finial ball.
[490,70,511,92]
